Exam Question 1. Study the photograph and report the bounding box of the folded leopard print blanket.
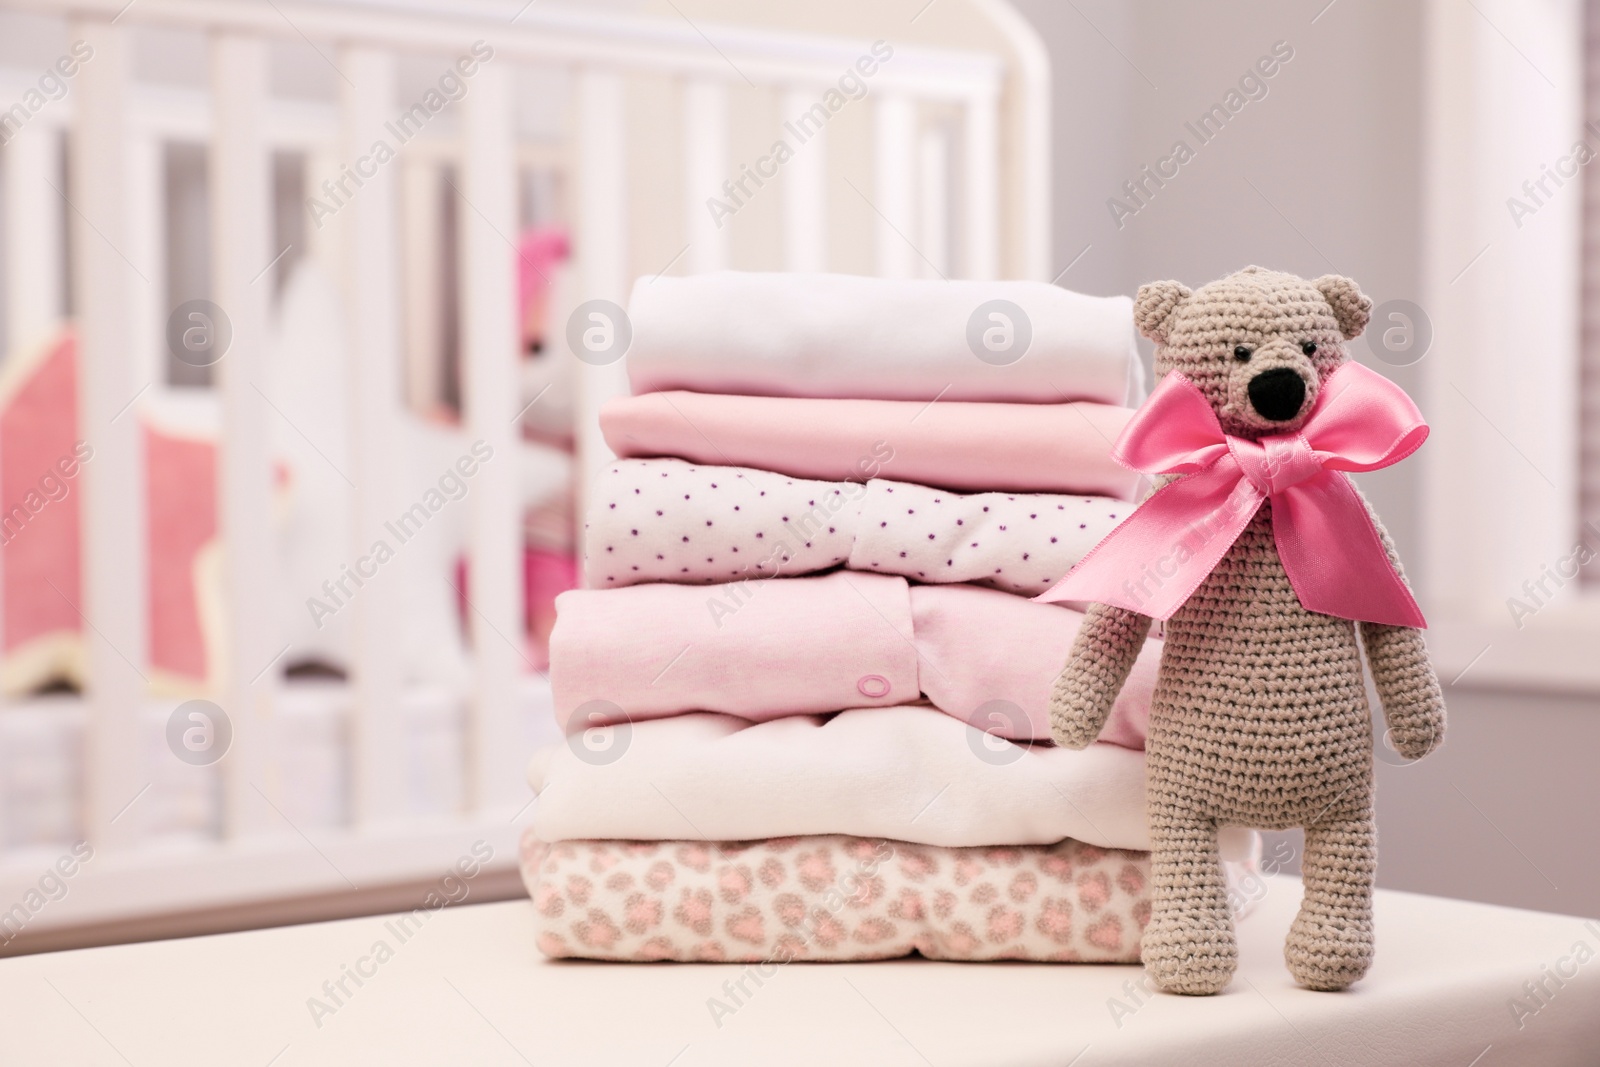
[521,830,1261,964]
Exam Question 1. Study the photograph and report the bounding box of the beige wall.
[1013,0,1426,562]
[1014,0,1600,919]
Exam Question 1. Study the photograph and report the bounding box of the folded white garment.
[624,272,1145,406]
[582,458,1128,598]
[528,706,1153,851]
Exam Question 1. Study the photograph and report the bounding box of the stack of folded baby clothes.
[519,272,1257,963]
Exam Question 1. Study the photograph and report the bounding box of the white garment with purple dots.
[850,481,1125,597]
[582,458,1127,596]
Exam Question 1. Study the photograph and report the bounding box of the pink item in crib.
[517,226,570,352]
[0,333,84,677]
[0,330,220,693]
[525,547,577,670]
[517,227,569,311]
[549,573,1156,744]
[454,547,579,671]
[600,391,1141,500]
[144,423,216,685]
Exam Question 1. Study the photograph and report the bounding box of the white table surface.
[2,875,1596,1066]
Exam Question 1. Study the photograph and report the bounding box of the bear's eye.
[1232,345,1252,362]
[1301,341,1318,356]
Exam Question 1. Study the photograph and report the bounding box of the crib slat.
[781,88,827,273]
[572,70,631,535]
[684,78,730,273]
[211,32,277,837]
[304,146,345,283]
[963,92,999,281]
[459,59,524,810]
[126,130,165,398]
[340,46,407,825]
[917,126,950,279]
[70,18,146,849]
[401,158,445,411]
[2,123,64,356]
[872,94,916,279]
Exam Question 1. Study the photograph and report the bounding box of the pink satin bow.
[1035,361,1428,627]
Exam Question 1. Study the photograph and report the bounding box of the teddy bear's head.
[1132,266,1371,438]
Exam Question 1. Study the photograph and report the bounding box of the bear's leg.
[1285,812,1376,990]
[1142,809,1237,995]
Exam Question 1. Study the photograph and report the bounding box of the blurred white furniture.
[0,0,1048,945]
[1420,0,1600,689]
[1,876,1595,1065]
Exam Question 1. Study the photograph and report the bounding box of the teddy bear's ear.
[1311,274,1372,340]
[1133,280,1191,344]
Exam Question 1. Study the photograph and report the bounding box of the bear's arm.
[1350,479,1447,761]
[1050,602,1152,749]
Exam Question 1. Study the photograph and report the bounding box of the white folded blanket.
[625,272,1145,406]
[529,706,1152,851]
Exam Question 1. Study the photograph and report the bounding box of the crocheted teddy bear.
[1049,266,1446,995]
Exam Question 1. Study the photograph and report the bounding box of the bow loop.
[1300,362,1430,472]
[1036,361,1428,628]
[1111,372,1232,475]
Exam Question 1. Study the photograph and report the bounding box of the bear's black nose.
[1247,368,1307,421]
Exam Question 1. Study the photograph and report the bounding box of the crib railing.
[0,0,1040,939]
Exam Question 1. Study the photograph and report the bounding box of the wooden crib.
[0,0,1049,948]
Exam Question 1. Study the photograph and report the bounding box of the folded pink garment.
[554,572,917,726]
[551,573,1155,745]
[521,830,1155,963]
[914,583,1154,749]
[583,458,1130,597]
[600,392,1140,500]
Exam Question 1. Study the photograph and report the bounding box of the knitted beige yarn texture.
[1050,267,1446,995]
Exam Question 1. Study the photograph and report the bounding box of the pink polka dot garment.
[584,458,1127,596]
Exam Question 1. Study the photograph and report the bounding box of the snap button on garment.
[857,675,891,699]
